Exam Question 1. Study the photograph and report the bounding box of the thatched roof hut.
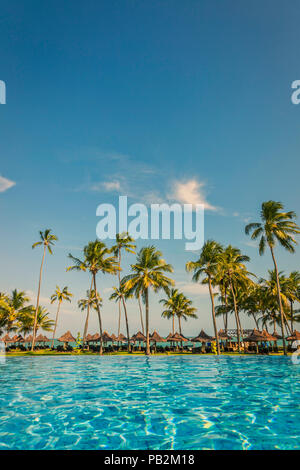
[85,334,93,342]
[58,331,76,343]
[35,334,45,342]
[243,329,266,342]
[271,331,282,340]
[132,331,146,342]
[150,330,166,342]
[24,335,33,343]
[91,333,100,342]
[286,330,300,341]
[102,331,112,342]
[1,334,11,343]
[171,332,188,342]
[111,334,117,342]
[262,329,277,341]
[191,329,213,343]
[116,333,126,342]
[218,329,232,340]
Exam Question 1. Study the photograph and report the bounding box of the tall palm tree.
[186,240,223,355]
[112,233,136,352]
[50,286,72,348]
[31,229,58,350]
[217,245,253,353]
[123,246,174,355]
[245,201,300,355]
[109,285,132,340]
[68,240,119,354]
[78,289,101,345]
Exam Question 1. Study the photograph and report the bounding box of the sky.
[0,0,300,337]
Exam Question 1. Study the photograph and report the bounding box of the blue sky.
[0,0,300,336]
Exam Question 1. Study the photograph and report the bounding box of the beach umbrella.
[85,334,93,342]
[91,333,101,342]
[171,332,188,342]
[111,334,117,342]
[271,331,282,340]
[35,334,45,343]
[116,333,126,342]
[191,329,213,343]
[1,334,11,346]
[243,329,266,352]
[150,330,166,342]
[133,331,146,342]
[102,331,112,343]
[58,331,76,349]
[261,329,277,342]
[286,330,300,341]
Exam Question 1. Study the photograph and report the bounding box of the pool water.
[0,356,299,450]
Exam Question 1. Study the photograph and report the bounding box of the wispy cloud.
[0,175,16,193]
[168,179,217,211]
[176,281,217,296]
[91,180,121,192]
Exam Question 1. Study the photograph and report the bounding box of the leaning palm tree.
[31,229,58,350]
[0,289,31,334]
[50,286,72,348]
[78,289,101,346]
[186,240,223,355]
[19,306,54,339]
[245,201,300,355]
[123,246,174,355]
[68,240,119,354]
[112,233,136,352]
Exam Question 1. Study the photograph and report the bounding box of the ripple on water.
[0,355,299,449]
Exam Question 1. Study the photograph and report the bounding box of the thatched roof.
[166,332,175,341]
[171,332,188,342]
[36,334,45,342]
[24,335,33,342]
[218,329,232,340]
[191,329,213,343]
[102,331,112,342]
[58,331,76,343]
[2,334,12,342]
[15,334,24,342]
[271,331,282,339]
[111,334,117,341]
[150,330,166,342]
[132,331,146,341]
[286,330,300,341]
[116,333,126,342]
[243,329,266,342]
[262,329,277,341]
[91,333,100,341]
[85,334,93,342]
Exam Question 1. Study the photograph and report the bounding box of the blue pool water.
[0,356,299,450]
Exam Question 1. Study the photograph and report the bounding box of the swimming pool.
[0,356,299,449]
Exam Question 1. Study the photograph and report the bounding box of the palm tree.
[186,240,223,355]
[0,289,31,334]
[112,233,136,352]
[109,285,132,341]
[123,246,174,355]
[31,229,58,350]
[68,240,119,354]
[286,271,300,332]
[19,306,54,338]
[217,245,253,352]
[245,201,300,355]
[50,286,72,348]
[78,289,101,346]
[160,289,197,338]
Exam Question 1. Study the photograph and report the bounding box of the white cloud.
[176,282,217,296]
[169,179,217,211]
[26,290,52,306]
[0,175,16,193]
[91,180,121,192]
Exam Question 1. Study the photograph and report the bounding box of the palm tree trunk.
[118,250,131,352]
[51,301,61,348]
[208,275,220,355]
[83,277,94,348]
[229,275,242,353]
[31,245,46,351]
[93,274,103,355]
[138,295,145,335]
[269,246,287,355]
[178,316,183,349]
[118,299,121,337]
[290,301,294,333]
[252,313,259,329]
[224,288,228,334]
[172,315,175,335]
[145,288,150,355]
